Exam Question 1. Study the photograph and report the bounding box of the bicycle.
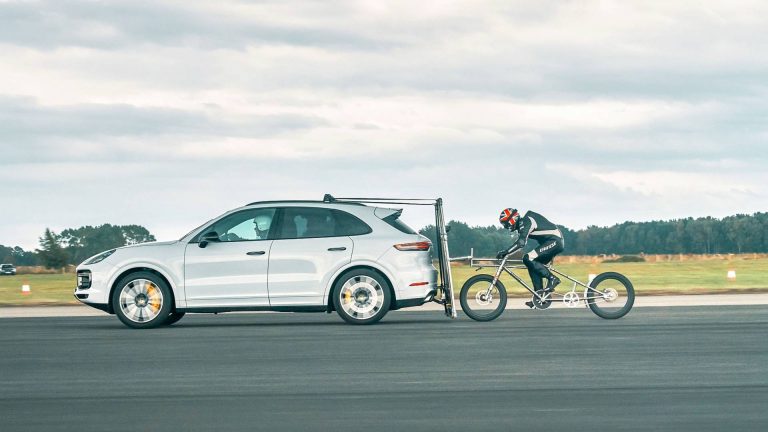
[459,247,635,321]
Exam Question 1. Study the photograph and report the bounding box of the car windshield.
[179,217,217,241]
[1,264,13,269]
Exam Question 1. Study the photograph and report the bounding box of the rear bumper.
[392,288,436,310]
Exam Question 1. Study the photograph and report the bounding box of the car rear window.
[332,210,372,236]
[382,213,417,235]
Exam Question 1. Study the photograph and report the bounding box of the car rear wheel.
[112,272,173,329]
[332,269,391,325]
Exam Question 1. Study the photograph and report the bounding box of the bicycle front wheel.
[460,274,507,322]
[585,272,635,319]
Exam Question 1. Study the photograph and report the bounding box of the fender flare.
[323,260,398,306]
[107,261,183,310]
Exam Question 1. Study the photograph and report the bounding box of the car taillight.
[394,241,431,251]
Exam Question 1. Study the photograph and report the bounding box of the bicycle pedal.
[525,301,535,309]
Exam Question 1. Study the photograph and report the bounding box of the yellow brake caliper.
[147,284,161,312]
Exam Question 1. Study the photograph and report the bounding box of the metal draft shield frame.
[323,194,457,319]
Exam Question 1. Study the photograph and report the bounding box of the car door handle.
[246,251,266,256]
[328,247,347,251]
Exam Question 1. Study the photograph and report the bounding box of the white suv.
[75,200,437,328]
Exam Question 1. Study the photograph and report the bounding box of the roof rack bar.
[323,194,436,206]
[349,201,435,206]
[330,197,436,201]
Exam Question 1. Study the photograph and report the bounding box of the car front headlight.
[85,249,117,265]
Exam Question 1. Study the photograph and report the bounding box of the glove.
[496,249,510,260]
[515,238,526,249]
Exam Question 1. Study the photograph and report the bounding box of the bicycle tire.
[460,274,508,322]
[585,272,635,319]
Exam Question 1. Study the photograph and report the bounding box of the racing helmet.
[253,214,273,232]
[498,208,520,230]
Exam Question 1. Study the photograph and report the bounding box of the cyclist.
[496,208,564,308]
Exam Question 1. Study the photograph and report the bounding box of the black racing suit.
[506,211,565,291]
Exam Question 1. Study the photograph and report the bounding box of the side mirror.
[198,231,220,248]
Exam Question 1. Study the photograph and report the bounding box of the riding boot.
[545,274,561,293]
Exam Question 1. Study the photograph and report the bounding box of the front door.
[183,208,277,308]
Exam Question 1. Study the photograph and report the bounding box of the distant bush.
[603,255,646,263]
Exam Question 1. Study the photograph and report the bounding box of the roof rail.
[245,199,365,207]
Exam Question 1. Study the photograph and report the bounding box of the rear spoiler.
[373,207,403,220]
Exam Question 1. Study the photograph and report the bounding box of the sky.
[1,0,767,250]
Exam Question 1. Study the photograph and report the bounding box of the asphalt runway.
[1,306,767,432]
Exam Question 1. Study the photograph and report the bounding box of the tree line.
[1,224,156,268]
[2,212,767,268]
[419,212,768,258]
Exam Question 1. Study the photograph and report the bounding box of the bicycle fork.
[482,257,508,298]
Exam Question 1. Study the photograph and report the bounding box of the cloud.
[0,96,328,164]
[0,0,767,249]
[0,0,398,51]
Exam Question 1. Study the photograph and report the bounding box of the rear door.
[267,207,360,306]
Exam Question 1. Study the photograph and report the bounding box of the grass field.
[453,256,767,297]
[0,274,78,306]
[0,257,766,306]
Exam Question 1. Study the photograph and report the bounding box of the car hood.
[118,240,179,250]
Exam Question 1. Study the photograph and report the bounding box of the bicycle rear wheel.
[585,272,634,319]
[460,274,507,321]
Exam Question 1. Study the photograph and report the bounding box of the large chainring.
[531,290,552,309]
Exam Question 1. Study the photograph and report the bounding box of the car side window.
[277,207,372,239]
[279,207,337,239]
[332,210,372,236]
[208,208,276,242]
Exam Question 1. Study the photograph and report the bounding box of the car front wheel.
[332,269,391,325]
[112,272,173,329]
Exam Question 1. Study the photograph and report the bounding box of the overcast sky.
[1,0,767,250]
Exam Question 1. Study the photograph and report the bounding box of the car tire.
[112,271,173,329]
[332,269,391,325]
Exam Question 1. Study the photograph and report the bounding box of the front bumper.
[73,299,110,313]
[74,264,115,312]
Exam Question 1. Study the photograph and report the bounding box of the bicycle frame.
[472,254,609,304]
